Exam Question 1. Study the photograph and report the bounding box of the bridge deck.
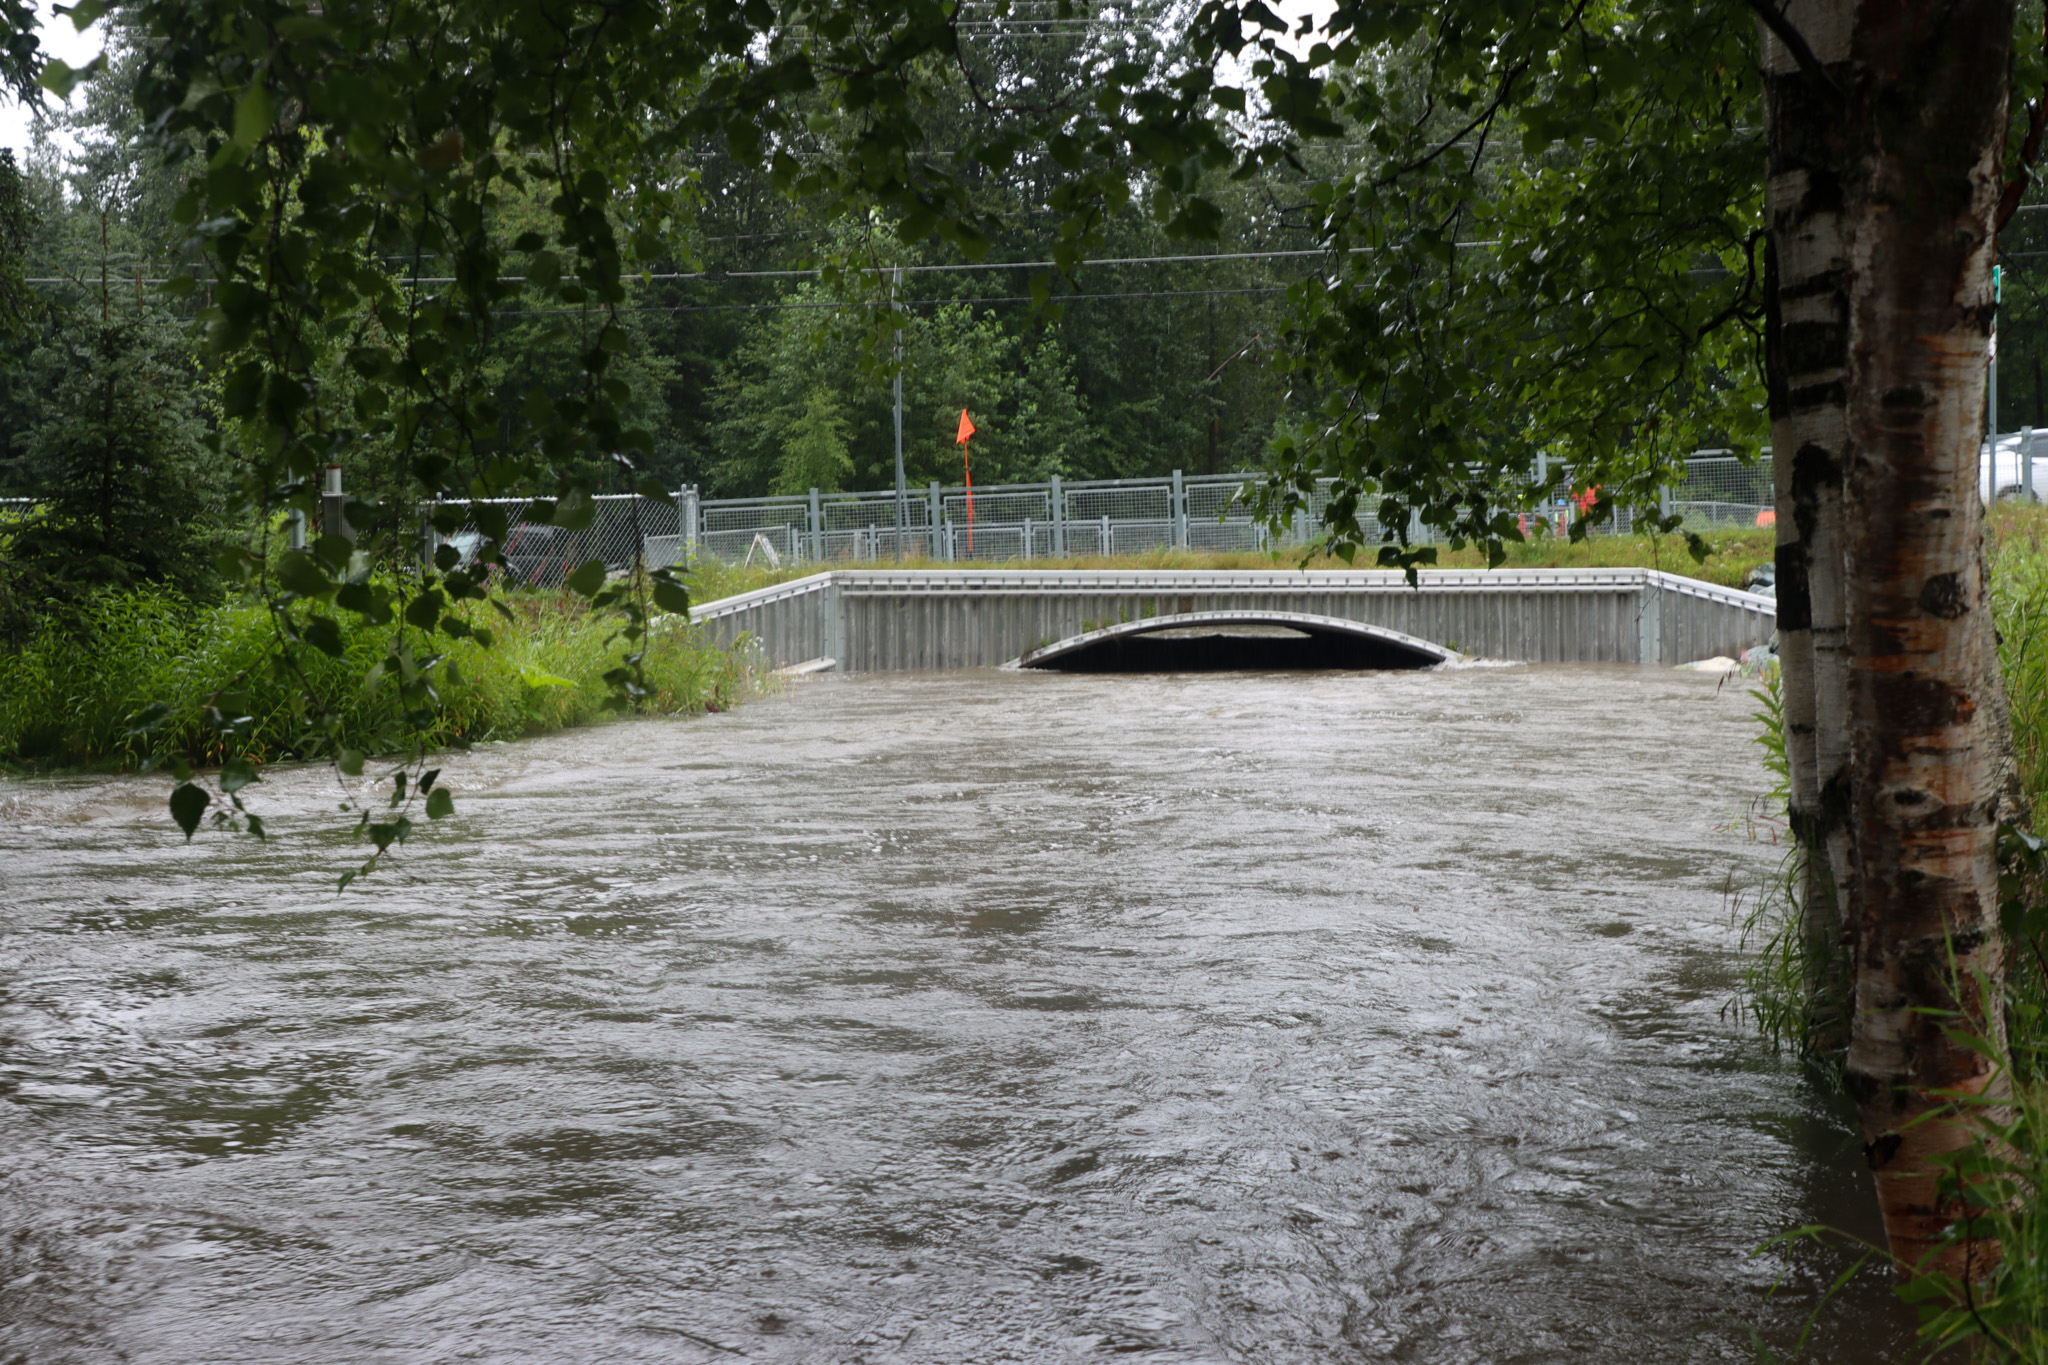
[687,568,1776,672]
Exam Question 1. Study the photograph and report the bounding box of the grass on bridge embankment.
[687,524,1785,605]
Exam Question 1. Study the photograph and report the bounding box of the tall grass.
[0,585,753,770]
[1738,505,2048,1356]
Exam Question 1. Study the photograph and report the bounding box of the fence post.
[683,485,700,561]
[1658,484,1672,521]
[321,464,355,544]
[288,508,306,551]
[927,482,944,561]
[1101,513,1111,555]
[1171,469,1187,549]
[808,488,824,562]
[1051,475,1065,557]
[2026,426,2037,502]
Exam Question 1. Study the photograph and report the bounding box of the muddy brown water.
[0,666,1915,1363]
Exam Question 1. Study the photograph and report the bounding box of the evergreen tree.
[773,388,853,495]
[1,304,225,633]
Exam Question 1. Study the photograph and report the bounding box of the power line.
[489,284,1289,317]
[21,240,1490,289]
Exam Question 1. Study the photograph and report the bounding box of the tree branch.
[1997,5,2048,231]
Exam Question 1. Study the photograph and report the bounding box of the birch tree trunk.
[1838,0,2011,1278]
[1759,2,1853,1050]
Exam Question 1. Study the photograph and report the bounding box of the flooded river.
[0,666,1913,1362]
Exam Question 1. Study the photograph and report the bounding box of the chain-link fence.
[388,452,1782,574]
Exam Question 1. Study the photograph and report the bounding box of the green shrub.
[0,584,751,770]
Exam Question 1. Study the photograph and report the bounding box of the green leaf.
[312,533,356,572]
[552,487,595,531]
[564,559,607,596]
[337,748,366,777]
[275,551,333,598]
[425,788,454,819]
[233,82,275,149]
[403,590,444,631]
[37,54,102,98]
[127,701,174,736]
[634,477,675,507]
[169,783,209,840]
[302,614,345,657]
[517,665,575,689]
[220,757,258,793]
[652,579,691,615]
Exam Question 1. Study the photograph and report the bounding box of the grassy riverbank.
[0,588,751,771]
[687,525,1781,605]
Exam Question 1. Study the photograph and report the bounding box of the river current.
[0,665,1913,1362]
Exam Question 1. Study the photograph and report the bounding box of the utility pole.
[892,267,906,562]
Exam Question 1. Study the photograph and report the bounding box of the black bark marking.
[1782,320,1848,374]
[1880,384,1930,408]
[1775,542,1813,631]
[1919,572,1969,619]
[1788,380,1847,410]
[1867,674,1969,730]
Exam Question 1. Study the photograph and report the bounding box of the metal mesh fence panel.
[698,494,809,564]
[1670,455,1774,531]
[428,494,684,585]
[404,452,1776,579]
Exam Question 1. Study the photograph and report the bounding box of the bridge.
[688,568,1776,672]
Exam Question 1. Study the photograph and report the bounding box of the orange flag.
[956,409,975,551]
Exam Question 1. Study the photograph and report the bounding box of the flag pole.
[955,408,976,555]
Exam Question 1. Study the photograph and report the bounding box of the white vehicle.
[1982,431,2048,503]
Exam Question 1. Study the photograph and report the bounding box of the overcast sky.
[0,0,103,161]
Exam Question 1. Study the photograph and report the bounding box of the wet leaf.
[564,559,607,596]
[220,757,258,793]
[426,788,454,819]
[169,783,209,840]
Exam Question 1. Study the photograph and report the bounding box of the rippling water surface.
[1,665,1915,1362]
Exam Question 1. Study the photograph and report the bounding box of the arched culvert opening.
[1016,611,1452,672]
